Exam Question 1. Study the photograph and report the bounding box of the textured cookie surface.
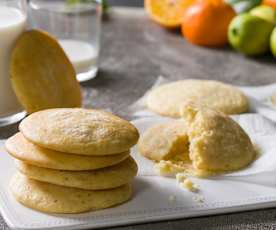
[19,108,139,155]
[182,104,256,173]
[138,120,189,161]
[10,173,132,214]
[139,105,255,177]
[147,79,249,117]
[10,30,81,114]
[16,157,138,190]
[6,133,129,170]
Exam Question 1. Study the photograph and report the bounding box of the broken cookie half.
[138,104,256,178]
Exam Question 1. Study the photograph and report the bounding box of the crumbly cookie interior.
[154,105,256,178]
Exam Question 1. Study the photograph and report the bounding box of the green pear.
[250,5,276,24]
[270,27,276,57]
[228,14,274,55]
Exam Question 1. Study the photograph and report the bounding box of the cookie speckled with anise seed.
[20,108,139,156]
[6,133,130,170]
[182,104,256,173]
[16,157,137,190]
[10,172,132,214]
[138,119,189,161]
[10,29,82,114]
[147,79,249,117]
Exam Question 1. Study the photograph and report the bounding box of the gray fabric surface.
[1,7,276,230]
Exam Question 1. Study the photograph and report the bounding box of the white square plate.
[1,115,276,230]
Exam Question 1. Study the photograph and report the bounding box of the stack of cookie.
[6,108,139,214]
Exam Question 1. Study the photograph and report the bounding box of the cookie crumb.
[180,178,199,192]
[154,160,171,176]
[193,195,205,203]
[154,160,183,176]
[176,172,187,182]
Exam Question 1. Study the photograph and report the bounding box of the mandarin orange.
[263,0,276,9]
[181,0,236,47]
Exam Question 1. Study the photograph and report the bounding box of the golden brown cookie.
[138,119,189,161]
[6,133,129,170]
[10,29,82,114]
[19,108,139,156]
[182,104,256,173]
[139,104,255,177]
[147,79,249,117]
[10,172,132,214]
[16,157,138,190]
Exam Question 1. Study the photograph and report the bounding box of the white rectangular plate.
[1,116,276,230]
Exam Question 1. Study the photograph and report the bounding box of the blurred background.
[108,0,143,7]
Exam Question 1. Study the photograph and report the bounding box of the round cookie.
[182,104,256,173]
[10,173,132,214]
[146,79,249,117]
[10,30,82,114]
[6,133,129,170]
[138,120,189,161]
[19,108,139,156]
[16,157,138,190]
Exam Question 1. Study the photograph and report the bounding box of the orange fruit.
[263,0,276,9]
[144,0,195,28]
[181,0,236,47]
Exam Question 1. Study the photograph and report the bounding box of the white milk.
[0,6,26,117]
[59,39,98,74]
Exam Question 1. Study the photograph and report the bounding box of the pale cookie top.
[147,79,249,117]
[19,108,139,156]
[182,104,256,173]
[5,133,129,170]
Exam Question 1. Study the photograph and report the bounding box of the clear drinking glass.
[0,0,27,127]
[29,0,102,82]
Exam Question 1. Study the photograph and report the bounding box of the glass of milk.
[29,0,102,82]
[0,0,27,126]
